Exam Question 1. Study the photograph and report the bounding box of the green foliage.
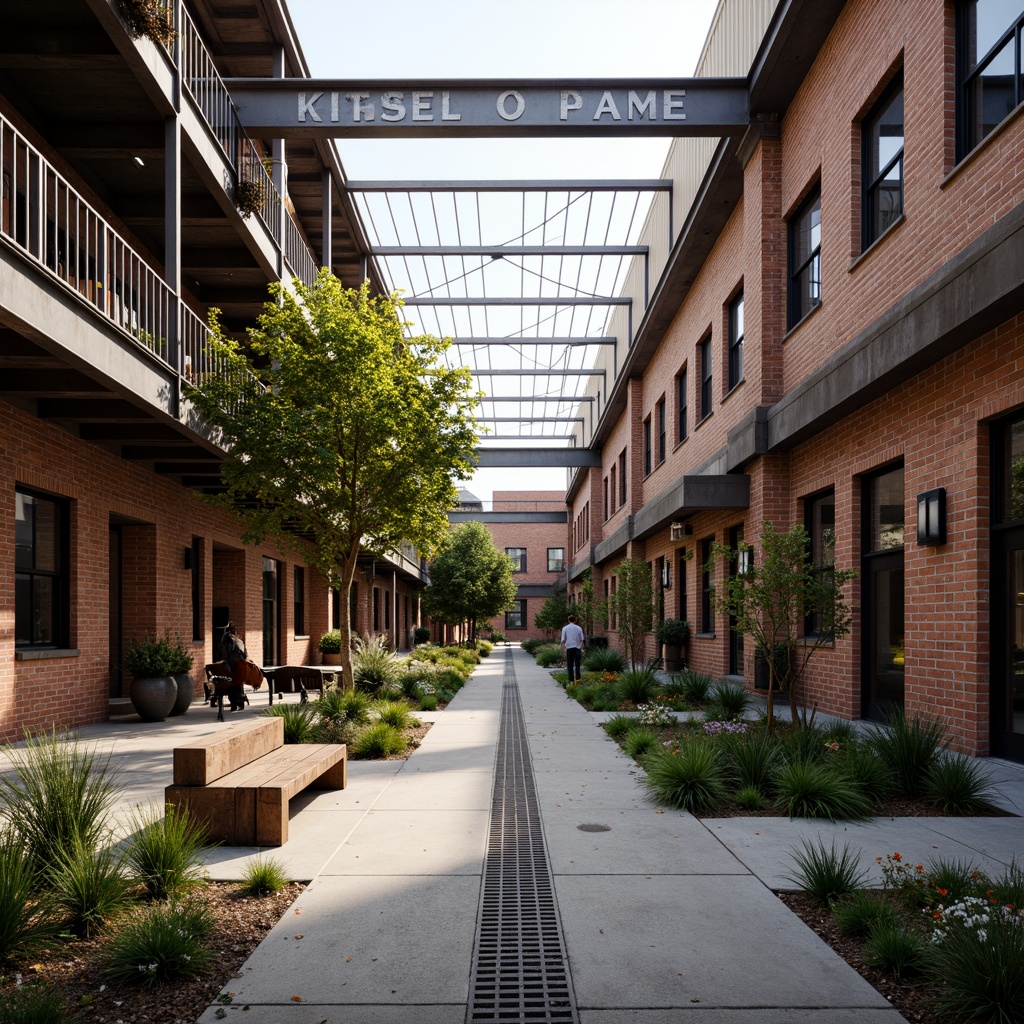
[785,838,869,904]
[0,827,59,962]
[622,727,661,760]
[370,699,416,730]
[734,786,767,810]
[352,722,406,758]
[184,274,479,689]
[477,639,494,656]
[436,667,468,691]
[0,984,68,1024]
[520,637,546,655]
[653,618,689,645]
[123,634,175,677]
[723,733,781,792]
[831,890,903,938]
[678,670,715,705]
[103,900,215,988]
[780,722,828,764]
[581,646,626,673]
[400,667,434,700]
[487,629,506,644]
[573,569,607,639]
[535,644,565,668]
[833,743,892,803]
[263,703,316,744]
[0,728,119,875]
[418,693,439,711]
[712,682,749,717]
[534,593,570,638]
[353,633,402,694]
[924,751,995,814]
[863,920,931,980]
[708,521,855,727]
[642,741,727,813]
[924,858,984,905]
[316,687,370,725]
[870,709,947,798]
[613,558,655,667]
[422,521,517,637]
[602,714,637,742]
[318,630,342,654]
[617,668,658,706]
[48,837,134,938]
[240,855,289,896]
[773,760,873,821]
[413,626,432,645]
[124,804,210,901]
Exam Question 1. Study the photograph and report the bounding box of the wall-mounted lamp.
[916,488,946,545]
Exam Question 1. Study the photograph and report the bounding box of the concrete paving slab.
[579,1010,905,1023]
[197,1004,468,1024]
[545,807,750,875]
[197,874,479,1008]
[320,809,488,876]
[556,875,893,1011]
[400,741,497,773]
[533,768,651,812]
[369,770,493,810]
[699,817,1020,890]
[979,757,1024,814]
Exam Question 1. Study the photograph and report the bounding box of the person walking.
[560,614,586,682]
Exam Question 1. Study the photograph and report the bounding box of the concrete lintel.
[632,475,751,541]
[447,512,567,524]
[593,519,632,565]
[515,584,557,598]
[474,448,601,468]
[727,406,770,471]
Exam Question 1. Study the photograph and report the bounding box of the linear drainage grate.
[466,648,579,1023]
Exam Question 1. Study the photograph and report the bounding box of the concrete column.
[272,46,286,282]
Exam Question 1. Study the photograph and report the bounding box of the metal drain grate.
[466,648,579,1023]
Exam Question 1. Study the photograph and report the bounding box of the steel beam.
[451,337,615,346]
[472,369,604,376]
[348,179,672,192]
[374,245,647,256]
[405,297,629,306]
[474,447,600,467]
[476,416,584,423]
[480,395,596,402]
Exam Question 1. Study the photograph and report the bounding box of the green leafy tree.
[708,521,856,728]
[574,568,607,640]
[534,593,570,639]
[613,557,654,667]
[185,272,480,688]
[421,522,518,644]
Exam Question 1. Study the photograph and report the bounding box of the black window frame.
[700,536,714,635]
[677,366,688,443]
[862,71,905,248]
[505,547,527,573]
[804,489,837,639]
[787,185,822,329]
[699,335,713,421]
[14,486,70,648]
[643,415,652,476]
[505,599,527,630]
[728,291,744,391]
[547,547,565,572]
[656,396,666,464]
[957,1,1024,159]
[618,449,627,506]
[293,565,306,637]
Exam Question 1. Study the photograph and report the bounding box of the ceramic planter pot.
[663,644,685,673]
[129,675,177,722]
[321,652,343,666]
[169,673,196,716]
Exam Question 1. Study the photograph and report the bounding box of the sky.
[286,0,720,500]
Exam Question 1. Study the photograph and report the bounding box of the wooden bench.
[164,717,346,846]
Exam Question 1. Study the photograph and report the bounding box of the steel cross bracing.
[347,178,671,453]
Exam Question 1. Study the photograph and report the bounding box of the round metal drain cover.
[577,823,612,832]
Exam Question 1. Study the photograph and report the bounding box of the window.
[603,476,609,518]
[700,536,714,634]
[699,335,712,420]
[656,397,666,463]
[655,557,666,622]
[728,292,744,391]
[609,465,617,512]
[677,548,688,622]
[603,578,610,630]
[788,186,821,329]
[863,73,904,247]
[505,599,527,630]
[15,488,68,647]
[293,566,306,636]
[610,576,618,630]
[958,1,1024,157]
[190,537,202,642]
[728,525,744,673]
[805,490,836,637]
[548,547,565,572]
[677,367,688,442]
[643,416,652,476]
[868,466,905,551]
[506,547,527,573]
[618,449,627,506]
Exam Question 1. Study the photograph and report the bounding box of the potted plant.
[118,0,175,47]
[124,634,177,721]
[654,618,690,673]
[234,178,267,219]
[412,626,431,646]
[319,630,343,666]
[166,634,196,717]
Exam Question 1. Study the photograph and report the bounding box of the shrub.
[724,733,781,793]
[642,741,727,814]
[832,890,903,938]
[413,626,431,645]
[781,723,829,765]
[833,743,892,804]
[318,630,342,654]
[103,900,214,987]
[712,682,749,717]
[353,633,403,693]
[864,920,932,980]
[0,727,119,876]
[240,855,289,896]
[622,727,661,760]
[735,786,766,810]
[49,837,134,938]
[636,702,677,727]
[617,668,659,706]
[924,752,996,814]
[520,637,546,655]
[535,644,565,668]
[370,699,416,730]
[923,858,985,906]
[679,670,715,705]
[0,984,68,1024]
[123,634,175,677]
[773,759,873,821]
[591,695,621,712]
[0,827,59,962]
[400,668,434,701]
[436,666,468,691]
[603,714,637,741]
[870,709,947,798]
[353,722,406,758]
[263,703,316,744]
[581,646,627,674]
[317,688,371,725]
[785,838,868,904]
[418,693,439,711]
[124,803,210,901]
[488,629,506,644]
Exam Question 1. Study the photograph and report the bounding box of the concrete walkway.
[7,649,1023,1023]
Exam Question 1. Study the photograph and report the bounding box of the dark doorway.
[108,526,122,698]
[262,557,279,666]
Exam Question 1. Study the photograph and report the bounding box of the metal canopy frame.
[349,178,669,449]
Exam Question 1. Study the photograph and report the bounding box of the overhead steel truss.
[350,177,668,461]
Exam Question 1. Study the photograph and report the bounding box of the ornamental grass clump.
[0,984,68,1024]
[370,699,417,730]
[870,708,947,798]
[264,703,315,744]
[722,732,781,793]
[642,740,727,814]
[711,682,749,717]
[0,728,120,876]
[863,919,932,980]
[773,759,873,821]
[48,837,134,938]
[622,727,661,760]
[785,838,868,904]
[617,668,659,706]
[833,742,892,804]
[0,827,59,962]
[602,714,637,742]
[124,803,210,901]
[831,890,903,938]
[352,722,406,758]
[240,855,289,896]
[353,633,403,694]
[924,751,996,814]
[317,688,371,725]
[582,646,627,673]
[734,785,766,810]
[535,644,565,668]
[678,670,715,705]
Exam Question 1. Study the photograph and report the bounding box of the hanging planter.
[234,178,268,219]
[118,0,176,47]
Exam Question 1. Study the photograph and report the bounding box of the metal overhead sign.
[225,79,750,138]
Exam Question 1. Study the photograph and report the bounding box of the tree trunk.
[336,548,360,690]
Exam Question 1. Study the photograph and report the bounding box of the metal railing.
[178,5,237,161]
[285,209,318,286]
